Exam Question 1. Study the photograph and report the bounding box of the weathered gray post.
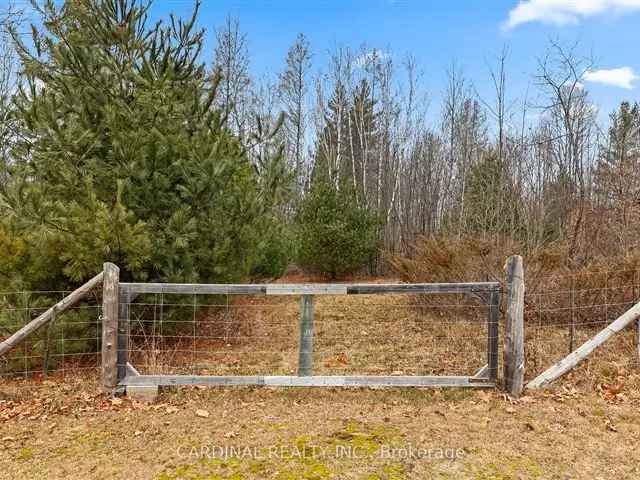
[298,295,314,376]
[504,255,525,397]
[101,262,119,393]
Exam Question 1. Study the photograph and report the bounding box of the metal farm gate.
[101,263,503,393]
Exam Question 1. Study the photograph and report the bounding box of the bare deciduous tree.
[535,40,596,259]
[278,33,311,192]
[213,15,251,139]
[0,2,21,185]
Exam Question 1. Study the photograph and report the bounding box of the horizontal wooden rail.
[121,374,495,388]
[0,272,104,357]
[121,281,500,296]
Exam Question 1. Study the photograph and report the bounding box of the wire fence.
[3,268,640,386]
[124,291,493,378]
[525,269,640,380]
[0,289,103,379]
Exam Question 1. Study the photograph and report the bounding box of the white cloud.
[584,67,640,89]
[504,0,640,29]
[354,50,391,69]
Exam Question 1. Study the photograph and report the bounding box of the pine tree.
[4,0,277,285]
[302,78,381,277]
[463,153,520,236]
[593,101,640,246]
[313,81,350,184]
[295,180,380,278]
[346,79,378,207]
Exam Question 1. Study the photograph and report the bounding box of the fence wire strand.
[5,269,639,385]
[122,291,493,378]
[525,270,640,380]
[0,290,102,380]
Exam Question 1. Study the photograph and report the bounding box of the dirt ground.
[1,368,640,480]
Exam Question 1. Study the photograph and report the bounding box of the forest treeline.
[1,0,639,293]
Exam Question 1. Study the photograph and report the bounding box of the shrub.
[388,235,524,284]
[295,181,380,278]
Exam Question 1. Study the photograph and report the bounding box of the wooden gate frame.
[101,263,501,393]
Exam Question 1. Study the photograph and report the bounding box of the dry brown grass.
[2,368,640,480]
[126,292,490,378]
[388,235,640,382]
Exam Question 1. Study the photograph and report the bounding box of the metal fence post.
[117,288,130,383]
[487,289,500,384]
[43,306,56,377]
[101,263,119,392]
[298,294,314,376]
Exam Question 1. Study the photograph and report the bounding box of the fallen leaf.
[110,398,123,406]
[604,419,618,432]
[134,430,143,437]
[166,406,179,414]
[195,409,209,418]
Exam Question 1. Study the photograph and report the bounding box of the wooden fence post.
[298,295,314,376]
[101,263,119,392]
[504,255,525,397]
[528,299,640,389]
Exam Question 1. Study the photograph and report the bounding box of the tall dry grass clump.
[388,234,640,325]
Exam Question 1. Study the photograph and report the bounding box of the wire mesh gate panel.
[113,282,501,389]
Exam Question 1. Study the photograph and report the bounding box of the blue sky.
[152,0,639,124]
[20,0,640,125]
